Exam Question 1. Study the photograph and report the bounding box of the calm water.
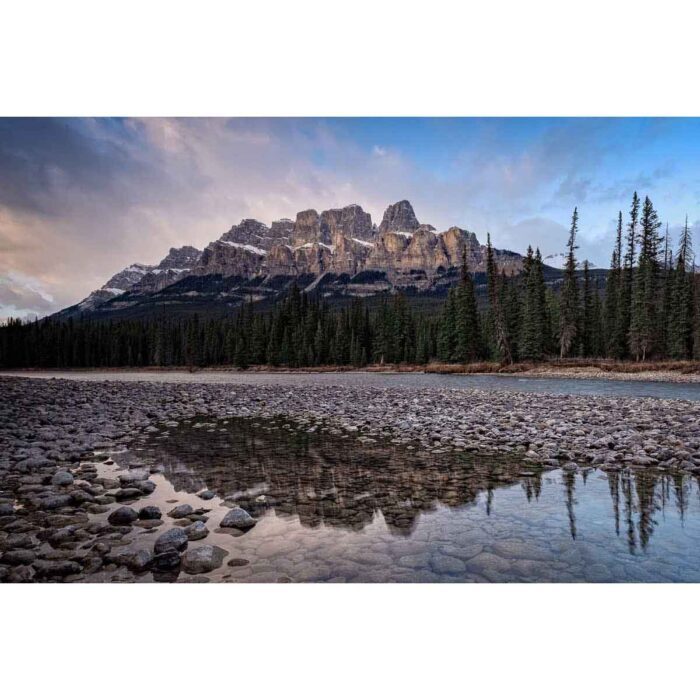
[108,417,700,583]
[5,369,700,400]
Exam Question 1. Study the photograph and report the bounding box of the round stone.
[108,506,139,526]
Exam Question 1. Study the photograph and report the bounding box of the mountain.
[60,245,201,316]
[543,253,600,270]
[56,200,539,320]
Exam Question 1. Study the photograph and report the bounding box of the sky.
[2,116,700,319]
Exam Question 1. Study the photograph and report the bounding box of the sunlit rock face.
[378,199,420,234]
[58,199,527,319]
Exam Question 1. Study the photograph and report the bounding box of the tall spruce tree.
[519,246,544,360]
[620,192,640,357]
[486,232,512,364]
[454,247,482,362]
[559,207,580,357]
[668,216,694,358]
[437,287,457,361]
[604,211,624,357]
[581,261,594,356]
[629,196,662,360]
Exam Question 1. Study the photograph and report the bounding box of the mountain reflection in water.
[134,417,700,558]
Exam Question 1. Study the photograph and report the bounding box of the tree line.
[1,191,699,368]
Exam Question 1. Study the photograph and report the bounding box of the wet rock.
[227,558,250,567]
[51,471,74,487]
[48,525,79,546]
[152,549,181,570]
[108,506,139,526]
[5,533,36,549]
[40,494,73,510]
[138,505,162,520]
[198,490,216,500]
[168,504,194,519]
[1,548,36,566]
[110,548,153,571]
[15,457,55,470]
[184,521,209,541]
[114,488,143,501]
[135,480,156,494]
[220,507,256,530]
[431,554,467,575]
[154,527,188,554]
[119,469,149,483]
[181,545,226,574]
[33,559,83,578]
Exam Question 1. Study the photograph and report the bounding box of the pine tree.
[559,207,580,357]
[668,217,694,359]
[454,247,482,362]
[620,192,640,357]
[519,246,544,360]
[629,196,662,360]
[581,261,594,356]
[486,232,512,364]
[534,249,551,355]
[437,287,457,361]
[604,211,624,357]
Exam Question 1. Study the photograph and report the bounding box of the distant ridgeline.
[2,192,699,368]
[51,199,531,322]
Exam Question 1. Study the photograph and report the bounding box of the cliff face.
[61,199,526,319]
[189,200,522,285]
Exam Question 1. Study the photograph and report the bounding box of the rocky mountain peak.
[270,218,294,241]
[221,219,271,247]
[320,204,374,242]
[158,246,201,270]
[379,200,420,234]
[292,209,325,246]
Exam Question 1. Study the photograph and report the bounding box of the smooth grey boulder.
[185,521,208,541]
[168,504,194,519]
[52,471,74,487]
[220,507,256,531]
[108,506,139,525]
[181,545,226,574]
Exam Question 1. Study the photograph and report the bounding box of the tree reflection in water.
[134,417,699,552]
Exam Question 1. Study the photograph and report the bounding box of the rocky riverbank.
[1,376,699,582]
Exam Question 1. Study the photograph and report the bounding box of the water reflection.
[133,417,700,559]
[137,418,543,536]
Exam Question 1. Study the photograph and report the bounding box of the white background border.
[2,1,699,697]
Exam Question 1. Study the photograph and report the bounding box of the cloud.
[0,270,55,321]
[1,117,698,318]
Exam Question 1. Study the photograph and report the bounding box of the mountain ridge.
[58,200,567,320]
